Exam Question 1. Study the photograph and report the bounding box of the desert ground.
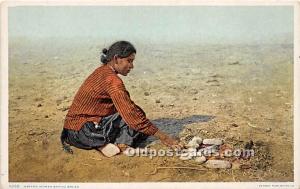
[8,38,293,182]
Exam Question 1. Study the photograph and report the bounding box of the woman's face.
[115,53,135,76]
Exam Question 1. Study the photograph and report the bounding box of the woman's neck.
[107,62,117,73]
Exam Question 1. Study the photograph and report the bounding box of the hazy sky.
[8,6,293,44]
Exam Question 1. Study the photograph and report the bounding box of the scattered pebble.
[265,128,272,132]
[210,74,222,78]
[28,131,36,136]
[205,160,232,169]
[58,106,69,111]
[192,97,198,100]
[160,104,164,107]
[194,156,206,164]
[155,99,161,103]
[231,123,239,127]
[186,140,199,148]
[228,61,240,65]
[188,89,198,95]
[203,138,223,145]
[100,143,120,157]
[44,115,49,118]
[34,97,44,102]
[144,92,150,96]
[37,104,42,107]
[206,79,219,83]
[190,136,203,144]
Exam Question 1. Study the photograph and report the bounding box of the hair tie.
[102,48,108,55]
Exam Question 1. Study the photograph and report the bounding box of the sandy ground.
[8,38,293,182]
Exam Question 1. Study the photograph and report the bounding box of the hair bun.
[100,55,108,63]
[102,48,108,55]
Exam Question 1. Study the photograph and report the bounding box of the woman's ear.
[113,55,119,64]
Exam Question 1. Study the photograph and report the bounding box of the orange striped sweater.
[63,64,158,136]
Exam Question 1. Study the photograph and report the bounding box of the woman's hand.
[154,130,183,151]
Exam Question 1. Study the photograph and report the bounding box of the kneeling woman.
[61,41,181,156]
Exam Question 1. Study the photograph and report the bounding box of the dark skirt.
[61,113,148,153]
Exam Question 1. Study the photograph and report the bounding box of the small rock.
[190,136,203,144]
[194,156,207,164]
[188,89,198,95]
[155,99,161,103]
[186,141,199,149]
[206,79,219,83]
[228,61,240,65]
[144,92,150,96]
[59,107,69,111]
[44,115,49,118]
[37,104,42,107]
[193,97,198,100]
[169,104,175,107]
[122,170,130,177]
[231,123,239,127]
[100,143,120,157]
[210,74,222,78]
[205,160,232,169]
[265,128,272,132]
[203,138,223,145]
[28,131,36,136]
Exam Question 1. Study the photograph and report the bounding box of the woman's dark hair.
[100,41,136,64]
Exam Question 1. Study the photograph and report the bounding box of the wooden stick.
[90,157,102,161]
[231,169,236,182]
[146,166,206,175]
[81,163,92,167]
[247,122,257,128]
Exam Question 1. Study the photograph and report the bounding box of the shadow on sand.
[142,115,215,146]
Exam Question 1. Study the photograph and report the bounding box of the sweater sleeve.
[106,75,158,136]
